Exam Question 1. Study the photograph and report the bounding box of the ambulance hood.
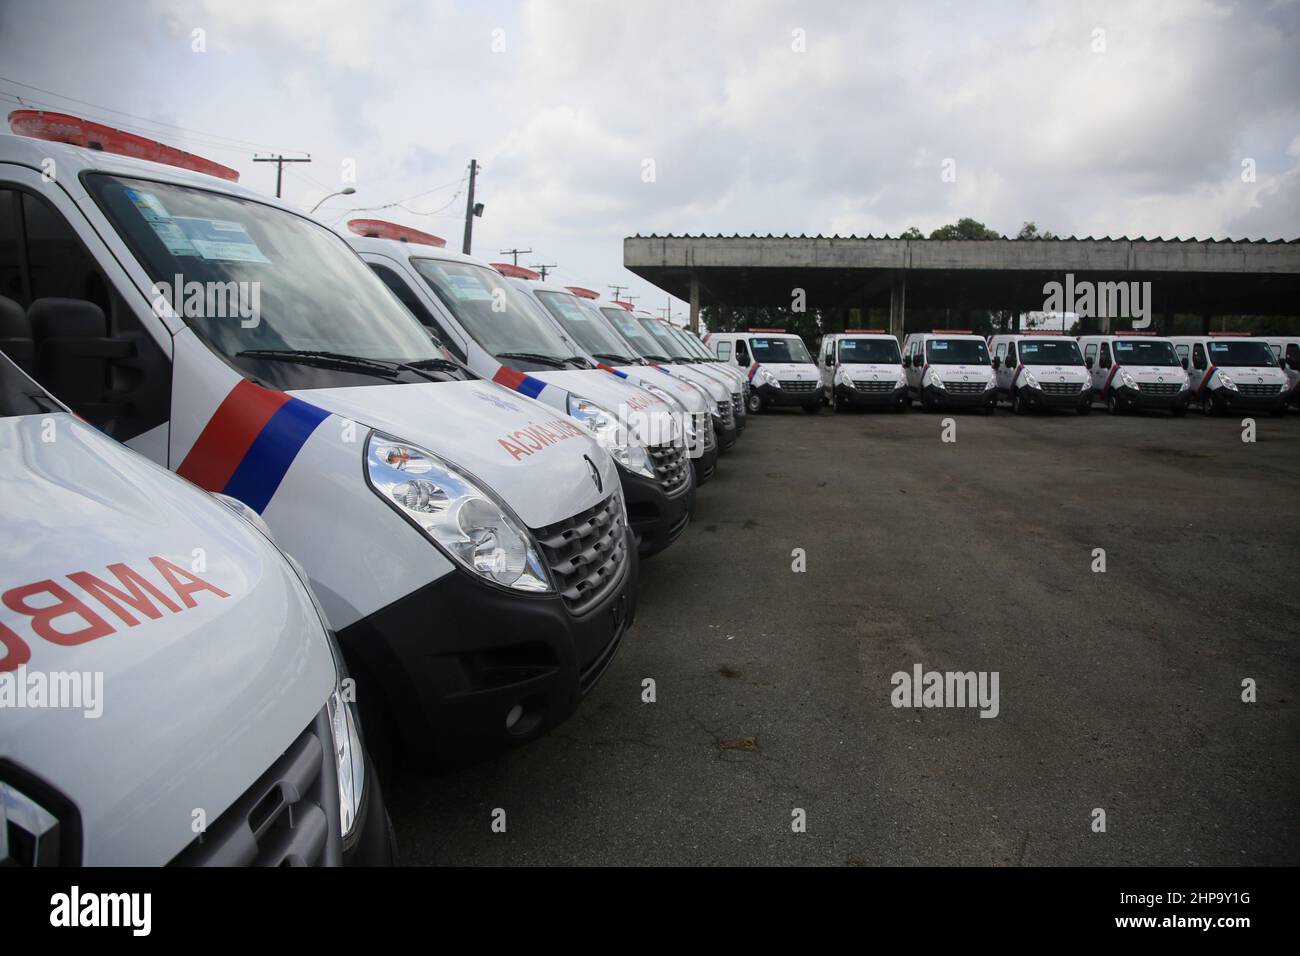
[1014,364,1090,383]
[291,378,620,528]
[840,362,907,383]
[0,414,334,865]
[528,368,680,449]
[652,364,731,401]
[611,365,712,414]
[753,362,820,382]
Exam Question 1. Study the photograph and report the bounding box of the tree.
[1017,221,1056,240]
[899,226,924,239]
[928,217,1002,240]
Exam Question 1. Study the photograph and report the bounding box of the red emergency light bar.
[1115,331,1156,336]
[748,327,786,333]
[347,219,446,246]
[930,329,973,334]
[9,109,240,182]
[845,329,886,334]
[1021,330,1068,335]
[565,286,600,299]
[492,263,540,280]
[1208,331,1251,336]
[610,300,634,310]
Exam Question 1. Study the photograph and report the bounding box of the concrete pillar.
[888,274,907,340]
[1201,312,1212,334]
[689,276,700,333]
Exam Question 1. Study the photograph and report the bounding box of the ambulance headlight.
[1119,369,1139,389]
[1179,376,1189,390]
[758,367,779,387]
[985,375,997,390]
[1219,374,1238,391]
[568,395,656,479]
[929,372,946,389]
[1022,370,1040,389]
[327,686,365,842]
[365,435,550,592]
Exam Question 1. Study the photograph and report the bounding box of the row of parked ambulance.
[703,328,1300,417]
[0,112,752,865]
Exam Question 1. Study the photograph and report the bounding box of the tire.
[1201,391,1216,416]
[830,389,842,414]
[746,390,764,414]
[1012,390,1028,415]
[1106,391,1121,415]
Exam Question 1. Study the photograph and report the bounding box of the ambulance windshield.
[926,339,990,365]
[838,338,901,364]
[750,336,812,364]
[86,175,443,371]
[1112,340,1179,366]
[1017,340,1084,365]
[1205,341,1278,367]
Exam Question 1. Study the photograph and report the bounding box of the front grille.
[1042,381,1087,396]
[780,380,817,392]
[1238,382,1283,397]
[731,392,743,418]
[853,379,895,393]
[172,709,339,866]
[534,494,629,615]
[650,441,691,494]
[1137,382,1180,396]
[716,400,734,429]
[943,380,986,395]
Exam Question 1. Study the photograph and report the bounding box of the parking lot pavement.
[387,405,1300,866]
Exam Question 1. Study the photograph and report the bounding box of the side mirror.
[1194,357,1206,371]
[1085,356,1094,369]
[991,356,1002,370]
[902,356,911,368]
[1180,357,1188,369]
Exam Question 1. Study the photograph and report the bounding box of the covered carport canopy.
[624,235,1300,335]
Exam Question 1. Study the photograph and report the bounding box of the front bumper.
[621,464,694,557]
[692,439,719,485]
[755,382,821,407]
[715,415,738,450]
[1109,385,1191,410]
[922,384,996,408]
[1206,386,1288,411]
[1017,384,1092,409]
[335,543,638,769]
[835,382,908,407]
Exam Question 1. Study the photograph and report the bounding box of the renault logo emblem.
[584,455,603,494]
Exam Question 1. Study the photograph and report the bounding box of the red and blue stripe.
[491,365,547,399]
[596,362,629,379]
[177,380,329,513]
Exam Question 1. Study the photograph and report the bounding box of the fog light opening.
[505,704,524,730]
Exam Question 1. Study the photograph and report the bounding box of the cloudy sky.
[2,0,1297,315]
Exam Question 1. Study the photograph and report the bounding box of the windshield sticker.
[444,274,494,301]
[172,217,271,263]
[125,188,171,221]
[1020,343,1039,353]
[932,341,948,350]
[1209,343,1230,352]
[553,298,589,321]
[1115,342,1135,351]
[752,339,769,347]
[617,319,645,337]
[146,219,201,257]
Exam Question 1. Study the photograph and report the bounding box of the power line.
[531,263,557,280]
[253,154,312,199]
[498,248,533,266]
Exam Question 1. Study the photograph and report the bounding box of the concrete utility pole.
[689,276,700,332]
[462,159,480,254]
[498,248,532,266]
[531,263,557,280]
[609,284,628,302]
[252,154,311,199]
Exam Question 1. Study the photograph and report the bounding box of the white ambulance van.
[900,331,998,412]
[345,228,694,556]
[0,112,637,769]
[704,330,821,414]
[661,320,750,429]
[987,332,1092,414]
[1263,336,1300,409]
[596,302,741,448]
[508,281,721,484]
[0,351,392,865]
[817,330,908,412]
[1169,333,1289,416]
[1076,333,1192,415]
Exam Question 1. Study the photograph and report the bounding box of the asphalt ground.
[388,399,1300,865]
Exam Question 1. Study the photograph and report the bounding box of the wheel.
[830,389,842,414]
[746,390,764,414]
[1106,391,1121,415]
[1201,391,1216,416]
[803,402,821,415]
[1012,390,1028,415]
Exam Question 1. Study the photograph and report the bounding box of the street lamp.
[309,186,355,214]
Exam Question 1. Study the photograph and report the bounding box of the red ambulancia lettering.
[0,556,231,671]
[496,419,584,461]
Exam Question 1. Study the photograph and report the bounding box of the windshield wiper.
[592,352,636,365]
[236,349,401,378]
[643,353,672,363]
[496,351,568,369]
[564,355,595,369]
[405,357,464,372]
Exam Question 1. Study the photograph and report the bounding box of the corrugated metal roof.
[630,233,1299,244]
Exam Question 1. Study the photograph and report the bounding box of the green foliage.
[928,217,1002,240]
